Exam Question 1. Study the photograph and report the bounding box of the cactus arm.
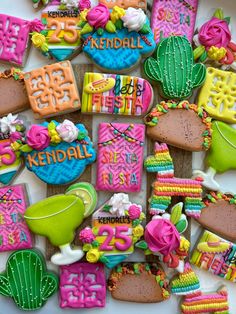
[41,273,58,301]
[192,63,206,88]
[0,275,12,297]
[144,58,162,82]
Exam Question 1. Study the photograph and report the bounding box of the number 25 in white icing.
[48,20,78,44]
[98,225,132,251]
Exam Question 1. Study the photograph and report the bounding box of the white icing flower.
[0,114,23,133]
[121,8,146,32]
[61,0,79,9]
[56,120,78,142]
[108,193,131,216]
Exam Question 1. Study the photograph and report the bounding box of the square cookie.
[0,14,31,66]
[24,61,80,119]
[60,263,106,308]
[0,184,32,252]
[99,0,147,10]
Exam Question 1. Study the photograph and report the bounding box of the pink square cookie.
[0,184,32,252]
[96,122,145,192]
[60,263,106,308]
[0,14,31,66]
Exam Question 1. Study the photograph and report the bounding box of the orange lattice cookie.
[24,61,80,119]
[99,0,147,10]
[198,67,236,124]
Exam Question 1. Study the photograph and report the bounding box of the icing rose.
[110,6,126,24]
[108,193,131,216]
[132,225,144,238]
[10,131,22,143]
[121,8,146,32]
[26,125,50,150]
[128,204,141,220]
[56,120,78,143]
[79,228,95,243]
[30,19,45,32]
[144,219,180,256]
[86,4,110,29]
[31,32,46,48]
[86,249,100,263]
[79,0,91,11]
[198,17,231,50]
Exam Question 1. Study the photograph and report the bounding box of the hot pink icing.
[86,4,110,29]
[26,125,50,151]
[144,219,180,255]
[60,262,106,308]
[128,204,141,220]
[79,0,91,11]
[198,17,231,49]
[79,227,95,244]
[29,18,45,32]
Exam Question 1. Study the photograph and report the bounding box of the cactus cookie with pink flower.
[80,4,155,72]
[22,120,96,185]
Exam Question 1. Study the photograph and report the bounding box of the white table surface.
[0,0,236,313]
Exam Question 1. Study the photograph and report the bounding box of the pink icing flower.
[26,125,50,150]
[10,131,22,143]
[198,17,231,49]
[144,219,180,256]
[30,19,45,33]
[86,4,110,29]
[79,228,95,243]
[128,204,141,220]
[79,0,91,11]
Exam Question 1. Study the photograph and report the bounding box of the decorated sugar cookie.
[24,61,80,119]
[0,114,25,185]
[82,72,153,116]
[25,183,97,265]
[96,122,145,192]
[151,0,198,43]
[198,67,236,124]
[0,14,45,66]
[21,120,96,185]
[0,185,32,252]
[0,249,58,310]
[108,263,170,303]
[191,230,236,283]
[193,8,236,70]
[144,36,206,100]
[144,100,212,151]
[193,121,236,191]
[80,4,156,73]
[60,262,106,308]
[79,193,145,268]
[145,142,204,217]
[99,0,147,10]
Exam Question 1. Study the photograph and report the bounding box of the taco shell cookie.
[108,263,170,303]
[144,101,212,151]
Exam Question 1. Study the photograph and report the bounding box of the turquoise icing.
[49,49,75,61]
[0,171,17,185]
[24,122,96,185]
[81,19,156,72]
[104,254,128,269]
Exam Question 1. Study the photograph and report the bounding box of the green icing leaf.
[224,16,231,24]
[139,24,150,34]
[20,145,33,153]
[213,8,224,20]
[135,240,148,250]
[170,203,183,225]
[102,204,112,212]
[99,255,109,264]
[175,219,188,234]
[92,240,99,247]
[41,18,47,25]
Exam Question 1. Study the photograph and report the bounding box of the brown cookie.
[108,263,169,303]
[196,193,236,242]
[0,68,29,117]
[144,101,212,152]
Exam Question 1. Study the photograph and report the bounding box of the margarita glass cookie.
[24,183,97,265]
[144,100,212,151]
[0,249,58,310]
[136,203,189,273]
[21,120,96,185]
[144,36,206,100]
[144,142,204,217]
[0,15,45,66]
[193,8,236,70]
[79,193,145,268]
[193,121,236,190]
[81,72,153,116]
[151,0,198,43]
[108,263,170,303]
[79,4,156,73]
[0,114,26,185]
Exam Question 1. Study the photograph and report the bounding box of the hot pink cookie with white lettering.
[96,122,145,192]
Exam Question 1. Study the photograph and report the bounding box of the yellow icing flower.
[86,249,101,263]
[80,9,89,22]
[207,46,227,61]
[11,142,21,151]
[31,32,46,48]
[49,128,61,144]
[179,236,190,252]
[132,225,144,238]
[110,6,126,24]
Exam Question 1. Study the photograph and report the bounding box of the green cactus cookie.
[0,249,58,310]
[144,36,206,100]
